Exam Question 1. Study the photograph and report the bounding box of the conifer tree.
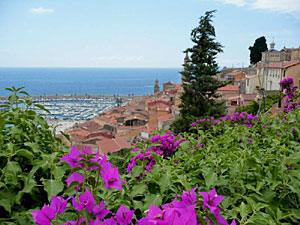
[249,36,268,64]
[172,10,227,132]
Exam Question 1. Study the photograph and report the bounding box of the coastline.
[0,94,142,101]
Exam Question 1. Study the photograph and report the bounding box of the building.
[261,41,292,64]
[244,75,261,94]
[282,61,300,87]
[181,52,190,82]
[163,81,175,92]
[291,46,300,61]
[154,78,160,94]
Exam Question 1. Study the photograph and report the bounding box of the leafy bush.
[104,108,300,224]
[236,93,279,115]
[0,87,68,224]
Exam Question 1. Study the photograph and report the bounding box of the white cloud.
[221,0,247,7]
[29,7,54,14]
[252,0,300,14]
[216,0,300,18]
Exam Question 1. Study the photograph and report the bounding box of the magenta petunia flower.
[32,204,56,225]
[93,199,111,219]
[101,167,125,190]
[72,189,95,213]
[50,196,71,214]
[115,205,134,225]
[66,172,84,190]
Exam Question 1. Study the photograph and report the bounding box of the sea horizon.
[0,67,182,96]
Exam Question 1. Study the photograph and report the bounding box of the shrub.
[0,87,68,224]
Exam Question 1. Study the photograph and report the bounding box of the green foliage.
[107,148,132,174]
[107,108,300,224]
[236,101,259,114]
[236,93,279,114]
[170,115,197,133]
[0,87,68,224]
[177,10,228,133]
[249,36,268,64]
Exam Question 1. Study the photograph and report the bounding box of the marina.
[0,95,134,121]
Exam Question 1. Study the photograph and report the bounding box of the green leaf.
[53,166,66,179]
[34,104,51,114]
[19,90,30,96]
[240,202,248,219]
[131,183,146,196]
[132,166,143,177]
[24,142,40,153]
[15,149,34,164]
[4,162,22,185]
[0,190,16,213]
[144,194,162,210]
[15,178,36,204]
[203,169,218,189]
[4,87,13,92]
[133,200,144,210]
[42,179,64,199]
[159,173,171,193]
[0,199,13,212]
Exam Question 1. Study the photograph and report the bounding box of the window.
[283,70,286,77]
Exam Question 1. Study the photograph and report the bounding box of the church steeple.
[182,52,190,82]
[154,78,160,93]
[184,52,190,65]
[270,38,275,50]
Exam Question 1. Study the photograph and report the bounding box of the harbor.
[0,94,136,121]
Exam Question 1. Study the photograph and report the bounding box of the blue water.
[0,68,181,96]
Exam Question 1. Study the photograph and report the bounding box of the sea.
[0,68,181,96]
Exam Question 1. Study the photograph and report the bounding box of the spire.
[154,78,160,94]
[184,52,190,65]
[270,38,275,50]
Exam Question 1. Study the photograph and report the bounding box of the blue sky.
[0,0,299,68]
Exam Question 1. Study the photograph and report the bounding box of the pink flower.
[66,172,84,190]
[50,196,71,214]
[60,146,84,168]
[178,187,197,207]
[62,217,85,225]
[32,204,56,225]
[101,167,125,190]
[115,205,134,225]
[198,188,226,224]
[93,200,111,219]
[72,189,95,213]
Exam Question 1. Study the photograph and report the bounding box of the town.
[59,42,300,154]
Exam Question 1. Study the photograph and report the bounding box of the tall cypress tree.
[249,36,268,64]
[172,11,227,132]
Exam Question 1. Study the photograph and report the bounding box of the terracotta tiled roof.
[80,120,102,132]
[98,138,131,154]
[283,61,300,68]
[69,130,90,138]
[148,100,172,107]
[158,114,175,122]
[118,125,146,130]
[227,70,242,76]
[218,84,239,91]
